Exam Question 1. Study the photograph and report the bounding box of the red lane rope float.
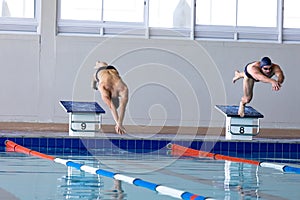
[169,143,260,166]
[168,143,300,174]
[6,140,56,161]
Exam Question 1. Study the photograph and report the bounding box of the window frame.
[57,0,147,37]
[0,0,39,33]
[56,0,300,43]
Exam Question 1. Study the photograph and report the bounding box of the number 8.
[239,127,245,134]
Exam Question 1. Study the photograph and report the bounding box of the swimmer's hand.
[93,86,98,90]
[92,81,98,90]
[115,124,126,135]
[271,80,281,91]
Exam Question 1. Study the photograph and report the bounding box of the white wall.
[0,1,299,129]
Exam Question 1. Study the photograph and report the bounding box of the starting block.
[215,105,264,140]
[60,101,105,136]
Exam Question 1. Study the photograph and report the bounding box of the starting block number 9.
[81,122,87,130]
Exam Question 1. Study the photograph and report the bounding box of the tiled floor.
[0,122,300,139]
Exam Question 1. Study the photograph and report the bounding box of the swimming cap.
[260,57,272,68]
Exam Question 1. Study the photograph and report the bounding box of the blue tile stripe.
[1,137,299,160]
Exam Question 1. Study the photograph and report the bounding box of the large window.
[0,0,34,18]
[103,0,144,22]
[195,0,278,41]
[60,0,101,21]
[1,0,299,42]
[57,0,300,43]
[196,0,236,26]
[149,0,192,28]
[58,0,144,35]
[60,0,143,22]
[284,0,300,28]
[237,0,277,27]
[0,0,37,32]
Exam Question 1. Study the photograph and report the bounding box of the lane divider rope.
[168,143,300,174]
[5,140,215,200]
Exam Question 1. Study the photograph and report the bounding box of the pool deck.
[0,122,299,141]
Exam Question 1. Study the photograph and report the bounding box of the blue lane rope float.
[169,143,300,174]
[5,140,215,200]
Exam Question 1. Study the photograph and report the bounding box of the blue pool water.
[0,137,300,200]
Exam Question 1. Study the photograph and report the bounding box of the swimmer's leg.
[232,70,245,83]
[238,101,245,117]
[238,77,254,117]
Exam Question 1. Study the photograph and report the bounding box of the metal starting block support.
[215,105,264,140]
[60,101,106,137]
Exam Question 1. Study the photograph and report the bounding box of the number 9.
[81,122,87,130]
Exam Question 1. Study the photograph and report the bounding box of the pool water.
[1,147,300,200]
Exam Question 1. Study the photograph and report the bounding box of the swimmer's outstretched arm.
[273,64,285,84]
[251,70,281,91]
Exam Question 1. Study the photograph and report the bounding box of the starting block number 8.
[239,127,245,134]
[230,123,257,136]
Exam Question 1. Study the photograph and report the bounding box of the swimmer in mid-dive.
[92,61,128,134]
[232,57,285,117]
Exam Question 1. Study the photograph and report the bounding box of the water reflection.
[224,161,260,200]
[102,179,126,200]
[58,160,126,200]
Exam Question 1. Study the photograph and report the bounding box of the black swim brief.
[244,62,259,82]
[95,65,117,82]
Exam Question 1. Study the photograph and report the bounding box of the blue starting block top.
[60,101,105,114]
[215,105,264,118]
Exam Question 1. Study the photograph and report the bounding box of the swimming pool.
[0,137,300,200]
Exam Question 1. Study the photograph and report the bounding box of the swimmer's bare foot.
[238,102,245,117]
[115,124,126,135]
[232,70,241,83]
